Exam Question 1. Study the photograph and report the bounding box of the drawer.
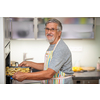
[73,80,99,84]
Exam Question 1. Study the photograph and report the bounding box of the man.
[12,18,74,84]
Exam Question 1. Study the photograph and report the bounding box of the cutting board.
[81,67,95,71]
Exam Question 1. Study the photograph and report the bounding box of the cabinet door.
[73,80,83,84]
[82,80,99,84]
[54,17,95,39]
[73,80,99,84]
[36,17,95,40]
[4,18,10,47]
[11,17,35,40]
[36,18,50,39]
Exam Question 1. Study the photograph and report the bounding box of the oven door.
[12,80,42,84]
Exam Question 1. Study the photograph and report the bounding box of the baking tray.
[6,66,31,77]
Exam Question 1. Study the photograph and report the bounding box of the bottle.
[97,57,100,71]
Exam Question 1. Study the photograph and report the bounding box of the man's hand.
[18,61,33,67]
[12,72,27,82]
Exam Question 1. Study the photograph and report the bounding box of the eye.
[51,28,55,31]
[45,28,49,30]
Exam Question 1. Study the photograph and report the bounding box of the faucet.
[23,53,33,61]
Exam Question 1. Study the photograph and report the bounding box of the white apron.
[42,39,73,84]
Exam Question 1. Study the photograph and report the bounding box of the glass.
[44,28,58,32]
[37,17,95,39]
[11,17,34,39]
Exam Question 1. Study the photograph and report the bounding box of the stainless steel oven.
[12,80,42,84]
[5,42,11,84]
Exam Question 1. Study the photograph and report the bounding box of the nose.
[47,29,52,33]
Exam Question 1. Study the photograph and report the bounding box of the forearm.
[25,70,53,80]
[30,62,44,71]
[12,68,56,82]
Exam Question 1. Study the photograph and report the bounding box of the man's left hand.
[12,71,26,82]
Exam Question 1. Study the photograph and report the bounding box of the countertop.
[72,69,100,80]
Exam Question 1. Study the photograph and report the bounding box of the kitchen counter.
[72,70,100,80]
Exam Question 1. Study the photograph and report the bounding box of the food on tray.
[6,66,30,76]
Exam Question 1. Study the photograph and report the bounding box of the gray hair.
[45,18,62,31]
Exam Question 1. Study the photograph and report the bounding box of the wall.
[10,18,100,67]
[11,40,49,63]
[0,17,5,84]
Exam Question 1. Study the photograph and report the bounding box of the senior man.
[12,18,74,84]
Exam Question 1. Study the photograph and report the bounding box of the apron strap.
[46,38,61,52]
[51,75,72,80]
[53,39,61,52]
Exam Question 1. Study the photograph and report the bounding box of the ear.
[58,31,62,37]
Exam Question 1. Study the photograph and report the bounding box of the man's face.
[45,23,61,44]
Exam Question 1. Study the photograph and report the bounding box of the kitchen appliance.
[6,66,31,84]
[11,67,42,84]
[12,79,41,84]
[5,48,11,84]
[5,41,11,84]
[2,17,11,84]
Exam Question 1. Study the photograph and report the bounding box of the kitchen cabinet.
[56,17,95,39]
[36,17,96,40]
[73,70,100,84]
[73,80,99,84]
[11,17,35,40]
[4,17,11,59]
[10,17,96,40]
[4,17,11,47]
[36,18,50,39]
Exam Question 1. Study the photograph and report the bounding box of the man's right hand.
[18,61,33,67]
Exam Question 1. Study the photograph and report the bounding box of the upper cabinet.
[56,17,95,39]
[11,17,35,40]
[36,17,96,40]
[36,18,50,39]
[4,17,11,47]
[10,17,96,40]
